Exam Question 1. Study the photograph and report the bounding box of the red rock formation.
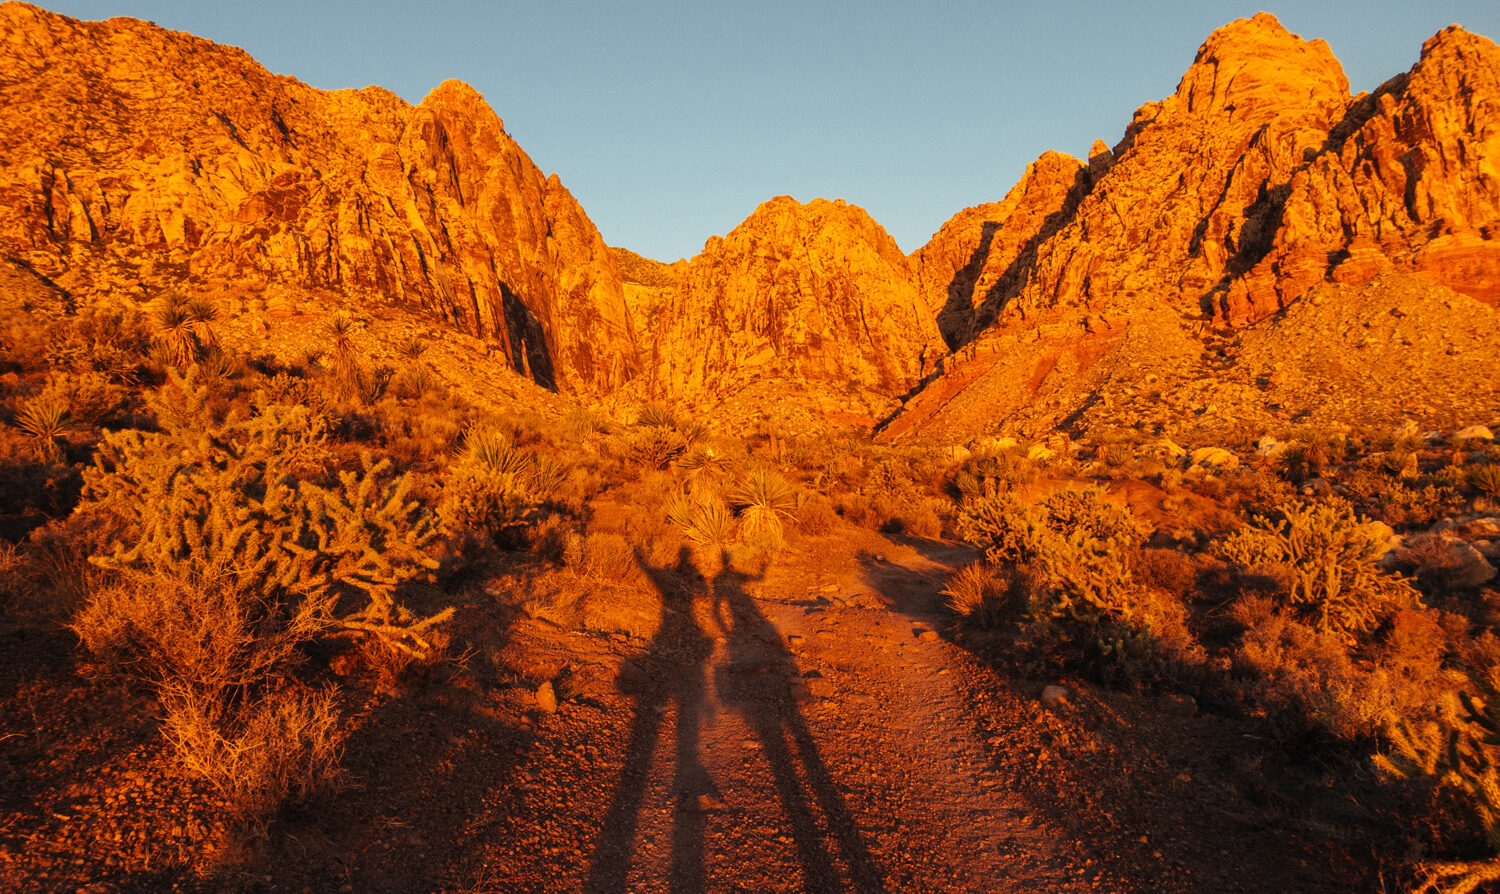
[1218,25,1500,320]
[910,151,1086,349]
[652,197,943,407]
[0,2,637,393]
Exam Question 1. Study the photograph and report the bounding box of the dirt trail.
[483,531,1083,894]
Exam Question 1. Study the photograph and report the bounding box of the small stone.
[1041,685,1071,706]
[916,630,940,643]
[535,681,559,714]
[786,634,804,648]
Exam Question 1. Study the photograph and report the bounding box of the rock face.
[0,2,638,393]
[1218,24,1500,321]
[650,197,943,411]
[910,151,1087,349]
[889,14,1500,443]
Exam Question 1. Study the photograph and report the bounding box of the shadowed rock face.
[0,2,637,393]
[649,196,944,406]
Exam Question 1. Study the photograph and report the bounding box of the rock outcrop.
[889,14,1500,443]
[910,151,1087,349]
[1216,24,1500,321]
[649,197,943,416]
[0,2,638,393]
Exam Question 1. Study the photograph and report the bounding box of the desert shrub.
[793,493,840,536]
[159,678,345,824]
[34,370,128,427]
[942,562,1008,628]
[733,467,798,551]
[952,449,1036,499]
[619,426,687,470]
[1468,464,1500,500]
[1135,547,1203,601]
[956,484,1146,625]
[438,428,556,546]
[579,532,641,583]
[81,373,449,658]
[45,305,153,383]
[153,293,218,369]
[1213,500,1419,638]
[1379,662,1500,894]
[667,491,735,550]
[13,393,70,463]
[392,365,438,400]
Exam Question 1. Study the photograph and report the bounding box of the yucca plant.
[636,402,677,429]
[325,312,358,377]
[667,492,735,549]
[1468,463,1500,500]
[398,335,428,360]
[153,293,218,368]
[732,467,798,549]
[15,395,71,463]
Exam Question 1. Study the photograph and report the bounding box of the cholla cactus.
[83,373,447,657]
[1213,499,1419,637]
[956,484,1144,624]
[1379,666,1500,894]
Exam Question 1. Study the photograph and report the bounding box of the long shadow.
[712,554,888,894]
[852,537,1426,892]
[586,547,714,894]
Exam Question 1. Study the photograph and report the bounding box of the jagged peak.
[1173,11,1350,117]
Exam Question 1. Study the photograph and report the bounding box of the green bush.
[1213,500,1418,638]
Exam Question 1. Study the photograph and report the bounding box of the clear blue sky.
[41,2,1500,262]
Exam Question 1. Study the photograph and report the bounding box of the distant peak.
[1174,11,1350,116]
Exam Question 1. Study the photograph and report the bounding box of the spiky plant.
[1213,499,1420,637]
[667,492,735,549]
[463,428,532,478]
[1468,464,1500,500]
[636,402,677,429]
[732,467,798,549]
[15,395,71,463]
[153,294,217,368]
[942,562,1007,628]
[325,312,358,376]
[398,336,428,360]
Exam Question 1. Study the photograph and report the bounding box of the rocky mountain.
[0,1,638,394]
[0,5,1494,441]
[645,196,944,423]
[886,13,1499,444]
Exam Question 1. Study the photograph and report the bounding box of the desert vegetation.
[3,283,1498,892]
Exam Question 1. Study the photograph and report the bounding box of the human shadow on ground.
[587,547,887,893]
[585,547,714,893]
[712,554,888,894]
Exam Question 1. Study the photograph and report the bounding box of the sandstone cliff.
[910,151,1087,349]
[649,197,943,419]
[0,2,638,393]
[889,14,1500,443]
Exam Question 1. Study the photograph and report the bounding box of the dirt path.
[469,531,1084,894]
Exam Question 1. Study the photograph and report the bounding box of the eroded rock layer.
[650,197,944,416]
[0,2,638,393]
